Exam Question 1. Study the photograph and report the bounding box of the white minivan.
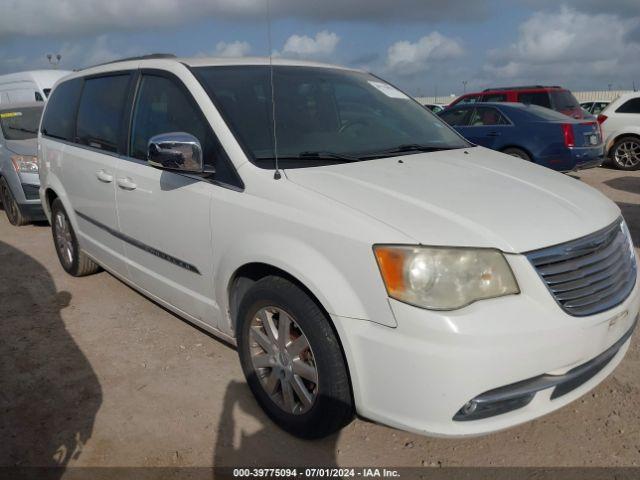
[0,70,71,105]
[39,55,639,438]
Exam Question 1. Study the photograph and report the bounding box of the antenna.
[266,0,281,180]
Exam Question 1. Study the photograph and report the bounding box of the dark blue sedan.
[438,102,603,171]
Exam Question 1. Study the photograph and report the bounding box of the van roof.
[0,101,44,112]
[71,54,360,78]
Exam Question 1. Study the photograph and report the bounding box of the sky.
[0,0,639,97]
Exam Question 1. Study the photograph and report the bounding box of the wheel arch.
[500,145,534,160]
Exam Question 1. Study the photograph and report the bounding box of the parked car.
[597,92,640,170]
[581,100,609,116]
[39,55,639,439]
[449,85,585,119]
[423,103,447,113]
[0,70,71,105]
[438,102,603,172]
[0,102,45,225]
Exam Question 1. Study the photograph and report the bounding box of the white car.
[580,100,609,116]
[0,70,71,104]
[38,55,639,438]
[598,92,640,170]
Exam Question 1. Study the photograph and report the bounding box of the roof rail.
[82,53,177,70]
[482,85,562,92]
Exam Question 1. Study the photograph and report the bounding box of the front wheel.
[610,136,640,170]
[0,177,28,226]
[237,276,354,438]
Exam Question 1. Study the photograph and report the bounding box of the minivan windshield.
[194,66,469,167]
[0,106,43,140]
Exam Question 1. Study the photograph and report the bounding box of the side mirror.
[147,132,205,173]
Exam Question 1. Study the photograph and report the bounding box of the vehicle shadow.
[213,381,339,475]
[0,240,102,477]
[618,202,639,247]
[605,176,640,196]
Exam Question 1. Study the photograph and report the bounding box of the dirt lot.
[1,166,639,470]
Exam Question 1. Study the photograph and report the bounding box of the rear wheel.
[502,147,532,162]
[610,136,640,170]
[0,177,28,226]
[237,276,354,438]
[51,198,101,276]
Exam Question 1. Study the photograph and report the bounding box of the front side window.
[0,106,43,140]
[41,78,83,141]
[129,74,238,185]
[468,107,509,126]
[518,92,551,109]
[194,66,468,168]
[616,98,640,114]
[76,74,131,153]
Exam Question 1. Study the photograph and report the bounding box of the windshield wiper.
[7,126,37,134]
[359,144,460,159]
[255,151,361,163]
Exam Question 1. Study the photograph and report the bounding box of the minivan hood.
[286,147,619,253]
[4,138,37,156]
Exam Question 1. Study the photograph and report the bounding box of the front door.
[115,72,221,325]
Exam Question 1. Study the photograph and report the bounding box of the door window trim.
[124,68,244,191]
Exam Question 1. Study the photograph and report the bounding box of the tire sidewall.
[51,199,81,275]
[0,177,22,226]
[237,278,352,438]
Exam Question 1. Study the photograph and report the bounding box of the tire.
[237,276,354,438]
[0,177,28,226]
[51,198,101,277]
[502,147,532,162]
[610,136,640,171]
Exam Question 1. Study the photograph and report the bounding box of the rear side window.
[76,74,131,153]
[41,78,83,141]
[130,74,239,187]
[616,98,640,114]
[518,92,551,109]
[469,107,509,126]
[439,108,470,126]
[481,93,507,102]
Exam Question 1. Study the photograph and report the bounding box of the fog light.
[461,400,477,415]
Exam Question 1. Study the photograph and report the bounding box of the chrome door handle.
[96,170,114,183]
[486,131,502,137]
[116,177,137,191]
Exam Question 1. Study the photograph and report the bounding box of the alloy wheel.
[614,140,640,168]
[249,306,319,415]
[54,210,74,269]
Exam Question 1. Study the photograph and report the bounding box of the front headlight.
[374,245,519,310]
[11,155,38,174]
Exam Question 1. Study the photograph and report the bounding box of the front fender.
[214,232,398,336]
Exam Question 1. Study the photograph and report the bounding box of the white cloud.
[214,41,251,57]
[0,0,489,37]
[484,7,640,86]
[385,32,464,75]
[277,31,340,59]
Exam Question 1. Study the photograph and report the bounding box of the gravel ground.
[0,166,639,469]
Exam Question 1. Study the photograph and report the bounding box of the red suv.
[449,85,585,119]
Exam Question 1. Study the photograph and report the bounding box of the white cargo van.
[0,70,71,105]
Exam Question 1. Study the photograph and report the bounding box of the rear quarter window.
[41,78,83,141]
[518,92,551,109]
[616,98,640,114]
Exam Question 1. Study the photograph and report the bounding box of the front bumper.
[333,254,640,437]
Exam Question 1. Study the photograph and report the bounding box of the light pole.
[462,80,468,94]
[46,53,62,69]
